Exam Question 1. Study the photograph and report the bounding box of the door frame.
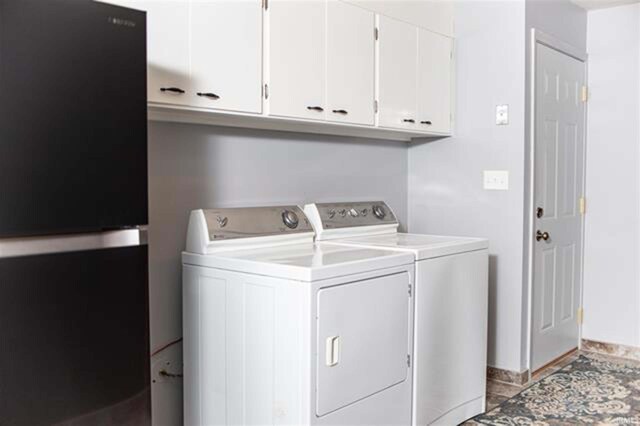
[525,28,588,376]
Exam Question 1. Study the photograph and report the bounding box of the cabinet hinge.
[374,100,378,113]
[408,284,412,297]
[374,27,379,41]
[407,354,411,367]
[579,196,586,215]
[577,307,584,325]
[581,85,588,102]
[264,83,269,100]
[262,0,268,10]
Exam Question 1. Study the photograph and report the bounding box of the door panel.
[190,0,262,113]
[316,272,410,416]
[0,246,150,426]
[326,1,375,125]
[417,28,452,134]
[377,15,417,130]
[0,0,148,238]
[532,43,585,371]
[268,0,326,120]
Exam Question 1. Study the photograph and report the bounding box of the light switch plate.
[496,105,509,125]
[484,170,509,190]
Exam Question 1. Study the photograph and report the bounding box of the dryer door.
[316,272,411,416]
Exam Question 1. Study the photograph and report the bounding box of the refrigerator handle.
[0,228,148,259]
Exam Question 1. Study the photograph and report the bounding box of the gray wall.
[148,121,408,353]
[409,0,527,372]
[408,0,587,373]
[583,4,640,347]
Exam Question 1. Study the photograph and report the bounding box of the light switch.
[484,170,509,190]
[496,105,509,125]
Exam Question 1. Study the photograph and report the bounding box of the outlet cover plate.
[496,105,509,125]
[484,170,509,190]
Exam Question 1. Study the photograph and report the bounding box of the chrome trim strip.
[0,228,147,259]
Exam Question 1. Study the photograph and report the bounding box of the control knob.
[372,205,386,220]
[327,209,336,219]
[348,208,359,218]
[282,210,299,229]
[338,209,347,217]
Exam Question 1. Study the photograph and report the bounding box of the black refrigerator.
[0,1,150,425]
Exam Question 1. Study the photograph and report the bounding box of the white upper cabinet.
[268,0,326,121]
[377,15,418,130]
[106,0,192,105]
[417,29,452,134]
[190,0,263,113]
[326,1,375,126]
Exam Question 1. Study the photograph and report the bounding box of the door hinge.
[264,83,269,100]
[579,196,586,215]
[581,86,588,102]
[262,0,268,10]
[577,307,584,325]
[407,354,411,367]
[374,27,379,41]
[374,100,378,113]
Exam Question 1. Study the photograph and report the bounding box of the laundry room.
[1,0,639,425]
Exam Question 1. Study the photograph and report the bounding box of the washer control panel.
[203,206,313,241]
[314,202,398,229]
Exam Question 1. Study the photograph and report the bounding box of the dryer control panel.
[202,206,313,241]
[307,202,398,230]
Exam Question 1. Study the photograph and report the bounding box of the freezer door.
[0,0,147,237]
[0,245,150,426]
[316,272,411,416]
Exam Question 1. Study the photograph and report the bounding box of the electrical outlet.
[484,170,509,190]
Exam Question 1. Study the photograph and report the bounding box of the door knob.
[536,230,550,242]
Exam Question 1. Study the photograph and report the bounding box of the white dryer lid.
[329,233,489,260]
[182,241,413,282]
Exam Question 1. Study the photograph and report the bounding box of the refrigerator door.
[0,0,148,238]
[0,240,150,426]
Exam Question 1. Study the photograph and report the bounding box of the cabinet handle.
[403,118,415,123]
[197,92,220,100]
[307,106,324,112]
[332,109,348,115]
[420,120,432,125]
[160,87,185,94]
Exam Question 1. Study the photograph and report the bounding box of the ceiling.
[570,0,640,10]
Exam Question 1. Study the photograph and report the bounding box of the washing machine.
[182,205,416,426]
[304,202,490,426]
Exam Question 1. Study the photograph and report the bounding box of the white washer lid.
[330,233,489,260]
[182,241,413,282]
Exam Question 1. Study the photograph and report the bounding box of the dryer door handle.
[325,336,341,367]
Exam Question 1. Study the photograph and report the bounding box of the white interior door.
[376,15,418,130]
[326,0,375,126]
[316,273,410,417]
[189,0,262,113]
[532,43,586,371]
[417,28,452,134]
[268,0,326,120]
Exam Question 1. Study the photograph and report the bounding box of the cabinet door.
[326,1,375,126]
[190,0,262,113]
[106,0,191,105]
[417,29,452,134]
[377,15,418,130]
[268,0,326,120]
